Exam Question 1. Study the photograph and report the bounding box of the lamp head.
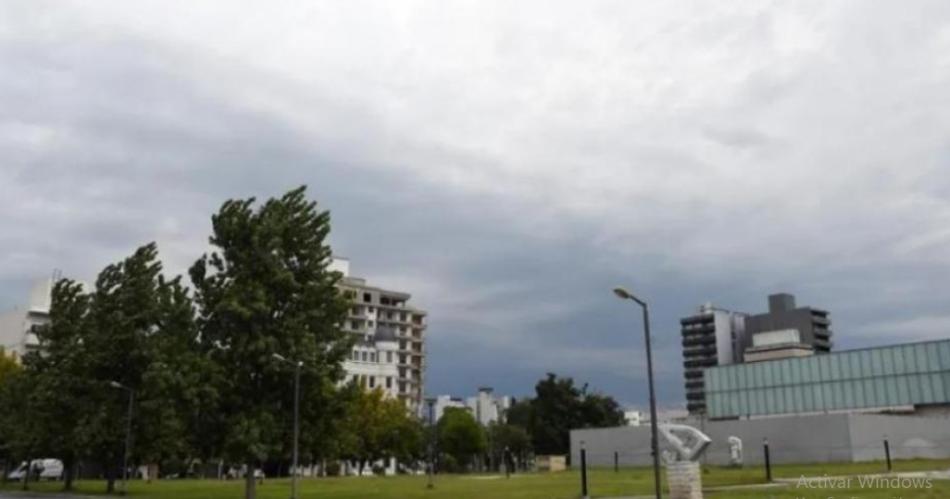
[613,287,632,300]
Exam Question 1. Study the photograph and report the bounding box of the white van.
[6,459,64,481]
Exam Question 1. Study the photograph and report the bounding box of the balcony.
[682,336,716,347]
[683,358,716,369]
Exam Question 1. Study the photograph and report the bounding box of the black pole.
[580,447,588,498]
[642,304,662,499]
[614,451,619,473]
[121,389,134,496]
[763,439,772,482]
[884,438,892,473]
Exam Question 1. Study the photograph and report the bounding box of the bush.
[324,461,341,476]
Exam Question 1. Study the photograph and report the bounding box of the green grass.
[3,459,949,498]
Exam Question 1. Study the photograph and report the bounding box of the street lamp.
[273,353,304,499]
[108,381,134,496]
[613,286,662,499]
[424,397,436,489]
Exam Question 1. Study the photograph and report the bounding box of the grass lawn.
[2,459,949,498]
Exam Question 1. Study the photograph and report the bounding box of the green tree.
[338,388,424,474]
[189,186,351,499]
[20,279,90,491]
[437,407,486,472]
[519,373,625,457]
[0,348,25,479]
[486,422,531,471]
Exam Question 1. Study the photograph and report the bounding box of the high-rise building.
[0,277,55,361]
[681,293,833,414]
[743,293,832,355]
[334,258,427,412]
[680,303,748,414]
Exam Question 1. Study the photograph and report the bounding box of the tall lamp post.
[613,286,662,499]
[273,353,304,499]
[108,381,134,496]
[425,397,436,489]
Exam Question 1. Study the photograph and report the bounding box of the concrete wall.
[571,413,950,467]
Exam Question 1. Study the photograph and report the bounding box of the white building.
[0,277,55,360]
[432,387,512,425]
[334,258,427,412]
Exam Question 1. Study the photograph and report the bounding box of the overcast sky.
[3,1,950,407]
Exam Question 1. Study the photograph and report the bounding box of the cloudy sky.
[3,1,950,406]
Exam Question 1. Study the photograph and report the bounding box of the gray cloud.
[2,1,950,404]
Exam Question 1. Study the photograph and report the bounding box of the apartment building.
[333,258,427,411]
[681,303,748,414]
[0,277,55,361]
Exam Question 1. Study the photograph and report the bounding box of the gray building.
[744,293,833,355]
[680,304,747,414]
[681,293,832,414]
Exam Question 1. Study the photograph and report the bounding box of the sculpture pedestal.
[666,461,703,499]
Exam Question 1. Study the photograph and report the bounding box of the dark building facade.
[743,293,833,354]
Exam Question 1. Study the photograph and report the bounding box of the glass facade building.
[705,339,950,419]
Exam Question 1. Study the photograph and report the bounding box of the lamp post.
[613,286,662,499]
[273,353,303,499]
[108,381,134,496]
[425,397,436,489]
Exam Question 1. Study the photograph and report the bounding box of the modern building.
[680,303,748,414]
[705,338,950,420]
[743,293,833,355]
[0,277,55,361]
[681,293,833,414]
[623,408,690,427]
[431,387,512,425]
[334,258,428,412]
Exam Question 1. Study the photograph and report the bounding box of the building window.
[369,377,376,388]
[370,352,376,363]
[386,352,393,363]
[386,377,392,389]
[363,292,371,303]
[361,351,367,362]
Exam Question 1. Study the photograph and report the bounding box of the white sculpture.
[658,424,712,499]
[658,423,712,462]
[728,436,743,467]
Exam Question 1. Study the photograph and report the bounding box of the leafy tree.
[189,186,351,499]
[0,348,25,479]
[486,422,531,471]
[519,373,625,457]
[20,279,90,490]
[436,407,486,472]
[338,388,424,474]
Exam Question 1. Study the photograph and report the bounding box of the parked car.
[6,459,64,481]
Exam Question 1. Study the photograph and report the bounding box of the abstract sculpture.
[658,424,712,499]
[728,436,743,467]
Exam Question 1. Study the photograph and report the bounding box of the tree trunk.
[244,462,256,499]
[63,458,75,491]
[105,464,116,494]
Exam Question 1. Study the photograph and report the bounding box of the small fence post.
[580,444,589,499]
[613,451,619,472]
[763,438,772,483]
[884,437,892,473]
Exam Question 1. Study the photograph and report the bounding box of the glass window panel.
[944,374,950,401]
[895,376,911,406]
[927,344,941,372]
[871,349,883,376]
[938,342,950,369]
[920,374,935,403]
[892,347,906,375]
[851,352,863,378]
[839,354,849,380]
[914,344,929,371]
[823,384,835,410]
[801,357,815,383]
[793,386,804,412]
[854,379,867,407]
[765,362,775,386]
[885,377,898,406]
[908,374,922,402]
[813,383,824,410]
[843,380,855,407]
[882,348,895,375]
[764,389,774,414]
[789,360,800,385]
[780,361,790,385]
[931,374,945,403]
